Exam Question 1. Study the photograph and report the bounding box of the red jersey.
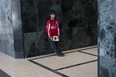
[46,20,60,38]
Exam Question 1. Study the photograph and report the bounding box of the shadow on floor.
[0,69,11,77]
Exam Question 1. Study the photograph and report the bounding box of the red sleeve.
[46,20,51,38]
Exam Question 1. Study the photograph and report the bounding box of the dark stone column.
[11,0,24,58]
[0,0,24,58]
[98,0,116,77]
[0,0,15,57]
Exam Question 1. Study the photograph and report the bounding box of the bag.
[51,36,59,41]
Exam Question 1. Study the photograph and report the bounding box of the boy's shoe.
[56,53,65,57]
[60,53,65,56]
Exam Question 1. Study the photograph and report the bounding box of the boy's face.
[50,14,55,19]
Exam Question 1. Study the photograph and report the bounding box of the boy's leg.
[48,38,60,55]
[55,41,62,54]
[55,41,64,56]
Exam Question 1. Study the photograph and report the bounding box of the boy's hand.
[50,37,53,40]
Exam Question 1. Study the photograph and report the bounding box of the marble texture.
[24,32,53,57]
[0,47,97,77]
[0,0,97,58]
[0,0,24,58]
[0,0,15,57]
[22,0,97,57]
[21,0,62,57]
[11,0,24,58]
[34,51,97,69]
[0,52,62,77]
[98,0,116,76]
[58,62,97,77]
[61,0,97,50]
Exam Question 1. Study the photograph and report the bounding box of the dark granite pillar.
[0,0,24,58]
[98,0,116,77]
[0,0,15,57]
[11,0,24,58]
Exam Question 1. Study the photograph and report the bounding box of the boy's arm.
[46,21,51,38]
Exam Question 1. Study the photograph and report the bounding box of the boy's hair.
[49,10,56,15]
[45,10,56,22]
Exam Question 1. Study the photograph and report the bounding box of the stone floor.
[0,46,98,77]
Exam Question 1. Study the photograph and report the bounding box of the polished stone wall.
[0,0,15,57]
[0,0,97,58]
[98,0,116,76]
[0,0,24,58]
[21,0,63,57]
[21,0,97,57]
[61,0,97,50]
[11,0,24,58]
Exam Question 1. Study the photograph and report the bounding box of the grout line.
[55,59,98,71]
[64,46,97,53]
[29,60,69,77]
[28,46,97,77]
[28,54,56,61]
[77,50,97,56]
[28,46,97,60]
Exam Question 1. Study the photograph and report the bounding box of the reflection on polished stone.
[0,0,98,58]
[22,0,97,57]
